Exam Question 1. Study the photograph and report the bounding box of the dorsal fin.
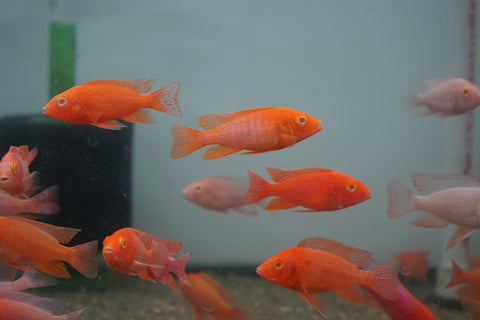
[129,228,183,255]
[196,107,275,130]
[411,173,480,193]
[297,236,372,267]
[82,79,157,94]
[7,217,79,244]
[266,167,332,183]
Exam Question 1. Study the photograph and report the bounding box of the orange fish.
[0,145,38,196]
[179,272,251,320]
[102,227,192,290]
[43,79,182,130]
[395,250,430,283]
[0,216,98,278]
[170,107,323,159]
[0,186,59,218]
[256,236,399,316]
[244,167,371,212]
[447,260,480,294]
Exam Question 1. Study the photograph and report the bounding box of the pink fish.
[182,176,257,216]
[0,145,38,197]
[0,292,87,319]
[0,186,59,218]
[412,78,480,117]
[387,173,480,249]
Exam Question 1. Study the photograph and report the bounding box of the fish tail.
[244,170,271,205]
[29,185,60,215]
[225,307,252,320]
[386,179,415,219]
[172,252,192,287]
[366,259,400,301]
[170,124,204,159]
[69,240,98,279]
[63,306,89,320]
[149,81,182,116]
[446,260,466,288]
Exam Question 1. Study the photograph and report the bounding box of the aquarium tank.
[0,0,479,319]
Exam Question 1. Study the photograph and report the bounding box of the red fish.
[43,79,182,130]
[182,176,257,216]
[0,145,38,197]
[244,167,371,212]
[256,236,399,316]
[102,227,192,290]
[363,259,439,320]
[412,78,480,117]
[179,272,251,320]
[0,293,87,320]
[394,250,430,283]
[447,260,480,294]
[0,217,98,278]
[387,173,480,249]
[170,107,323,159]
[0,186,59,218]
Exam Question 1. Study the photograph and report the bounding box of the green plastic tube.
[48,22,75,99]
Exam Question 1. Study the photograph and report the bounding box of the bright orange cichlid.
[170,107,323,160]
[180,272,251,320]
[256,236,399,317]
[0,145,38,197]
[0,217,98,279]
[43,79,182,130]
[102,227,192,291]
[244,167,371,212]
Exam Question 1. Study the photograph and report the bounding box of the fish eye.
[273,259,285,270]
[463,87,471,96]
[56,96,68,107]
[346,183,357,192]
[10,162,17,174]
[296,115,308,125]
[194,184,202,193]
[119,237,127,249]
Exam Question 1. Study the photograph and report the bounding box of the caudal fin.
[170,124,204,159]
[29,185,60,216]
[149,81,182,116]
[446,260,466,288]
[386,179,415,219]
[244,170,271,205]
[63,306,89,320]
[69,240,98,279]
[367,259,400,301]
[172,252,192,287]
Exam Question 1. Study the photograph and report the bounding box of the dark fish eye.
[119,237,127,248]
[463,87,471,96]
[273,259,285,270]
[194,184,202,193]
[56,96,68,107]
[10,162,17,174]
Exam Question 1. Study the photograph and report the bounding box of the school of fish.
[0,74,476,319]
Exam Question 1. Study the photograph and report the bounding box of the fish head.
[284,111,323,142]
[0,152,24,194]
[181,180,211,206]
[256,248,298,288]
[43,87,85,123]
[454,81,480,112]
[333,176,372,209]
[102,228,136,272]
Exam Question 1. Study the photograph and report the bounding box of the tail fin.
[63,306,89,320]
[69,240,98,279]
[170,125,204,159]
[149,81,182,116]
[171,252,192,287]
[244,170,271,205]
[29,185,60,216]
[224,307,252,320]
[386,179,415,219]
[446,260,466,288]
[367,259,400,301]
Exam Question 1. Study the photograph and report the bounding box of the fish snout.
[0,175,10,182]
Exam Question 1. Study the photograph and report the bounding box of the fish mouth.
[256,267,266,278]
[0,176,9,182]
[102,247,116,258]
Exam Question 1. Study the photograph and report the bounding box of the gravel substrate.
[30,270,471,320]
